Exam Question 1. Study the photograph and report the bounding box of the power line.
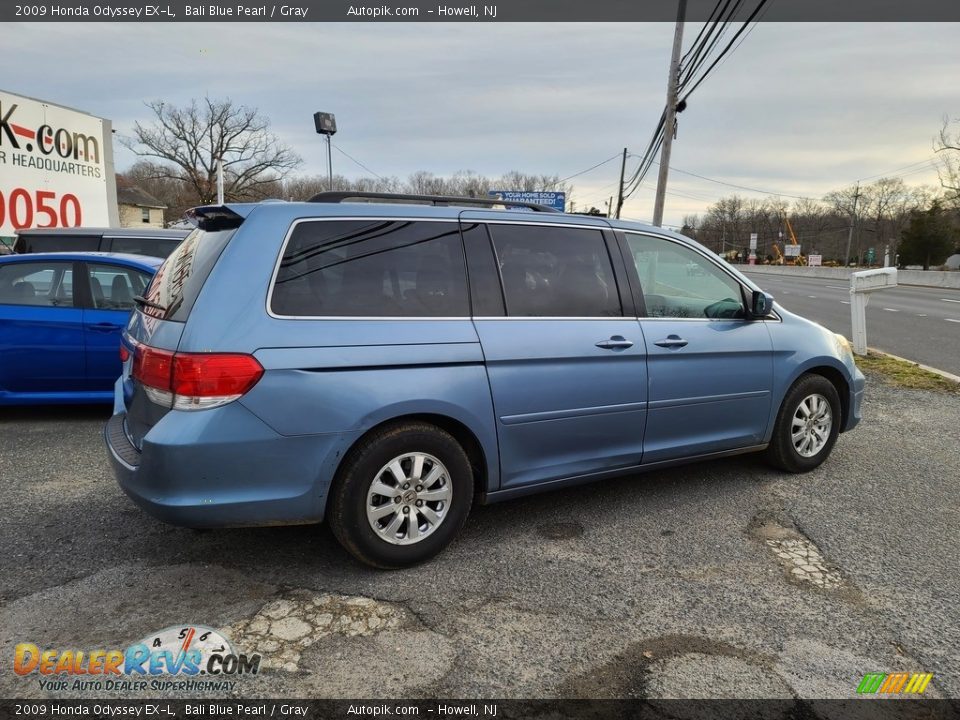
[855,157,939,183]
[636,157,815,200]
[331,142,385,180]
[546,153,623,187]
[679,0,771,103]
[697,0,769,84]
[679,0,743,92]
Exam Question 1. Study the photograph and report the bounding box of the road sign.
[749,232,758,250]
[0,89,118,237]
[784,244,802,257]
[808,254,822,267]
[488,190,565,212]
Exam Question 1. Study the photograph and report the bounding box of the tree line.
[678,178,957,268]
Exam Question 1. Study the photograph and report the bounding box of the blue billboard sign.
[488,190,566,212]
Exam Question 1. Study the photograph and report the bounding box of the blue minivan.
[105,193,864,568]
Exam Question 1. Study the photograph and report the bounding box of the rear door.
[81,261,153,391]
[0,260,85,395]
[120,227,235,447]
[463,217,648,489]
[620,232,774,463]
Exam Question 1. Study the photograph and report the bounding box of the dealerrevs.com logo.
[0,100,101,169]
[13,625,261,693]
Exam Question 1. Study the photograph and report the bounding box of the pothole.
[537,521,585,540]
[752,516,843,589]
[559,635,777,700]
[222,589,411,672]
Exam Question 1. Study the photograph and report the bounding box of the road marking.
[883,308,899,312]
[942,298,960,304]
[782,291,791,294]
[841,301,850,305]
[917,314,927,317]
[826,285,849,290]
[808,295,817,298]
[946,318,960,323]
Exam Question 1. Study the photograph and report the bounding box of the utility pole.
[615,147,628,219]
[652,0,687,227]
[843,182,860,267]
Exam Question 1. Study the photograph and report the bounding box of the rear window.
[271,220,469,317]
[139,228,235,321]
[14,233,100,254]
[106,236,183,259]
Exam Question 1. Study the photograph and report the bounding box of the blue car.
[105,193,864,568]
[0,252,160,405]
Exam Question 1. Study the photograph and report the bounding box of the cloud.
[4,21,955,224]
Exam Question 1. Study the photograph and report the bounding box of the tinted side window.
[88,263,152,311]
[14,234,100,254]
[0,262,74,307]
[108,237,183,259]
[488,224,621,317]
[625,233,746,319]
[272,220,469,317]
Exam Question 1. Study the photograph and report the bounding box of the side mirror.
[749,290,774,318]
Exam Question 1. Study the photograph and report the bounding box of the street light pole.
[325,134,333,191]
[313,111,338,193]
[652,0,687,227]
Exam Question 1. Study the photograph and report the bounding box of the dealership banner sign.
[0,89,118,236]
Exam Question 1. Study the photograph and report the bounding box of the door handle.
[653,335,688,349]
[595,336,634,350]
[89,322,122,332]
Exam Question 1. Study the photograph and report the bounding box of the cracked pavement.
[0,375,958,700]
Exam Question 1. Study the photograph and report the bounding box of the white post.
[216,157,224,205]
[849,268,898,356]
[850,291,870,355]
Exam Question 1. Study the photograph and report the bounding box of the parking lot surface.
[1,376,958,700]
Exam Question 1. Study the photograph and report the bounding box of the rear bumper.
[843,366,866,432]
[104,406,355,528]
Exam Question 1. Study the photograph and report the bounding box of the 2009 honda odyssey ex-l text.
[105,192,865,568]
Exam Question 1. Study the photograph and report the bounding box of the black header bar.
[4,0,960,23]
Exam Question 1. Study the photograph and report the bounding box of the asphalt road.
[1,378,958,703]
[743,271,960,376]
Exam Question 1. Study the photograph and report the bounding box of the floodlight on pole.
[313,112,337,192]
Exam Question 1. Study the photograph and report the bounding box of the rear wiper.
[133,295,167,312]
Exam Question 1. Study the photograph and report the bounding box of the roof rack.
[308,191,561,213]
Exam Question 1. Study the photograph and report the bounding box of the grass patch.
[856,352,960,393]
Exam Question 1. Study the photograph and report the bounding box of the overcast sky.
[5,22,956,226]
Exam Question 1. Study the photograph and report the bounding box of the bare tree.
[934,115,960,208]
[121,97,302,206]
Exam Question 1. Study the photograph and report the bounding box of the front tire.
[328,422,474,569]
[766,374,842,473]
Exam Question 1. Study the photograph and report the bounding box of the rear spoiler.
[184,205,249,232]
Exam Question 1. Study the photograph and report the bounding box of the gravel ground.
[0,376,957,700]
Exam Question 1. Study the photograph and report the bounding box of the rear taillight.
[119,344,130,363]
[132,344,263,411]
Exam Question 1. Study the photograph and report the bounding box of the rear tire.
[327,422,473,569]
[766,374,842,473]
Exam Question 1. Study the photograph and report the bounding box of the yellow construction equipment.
[784,216,806,266]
